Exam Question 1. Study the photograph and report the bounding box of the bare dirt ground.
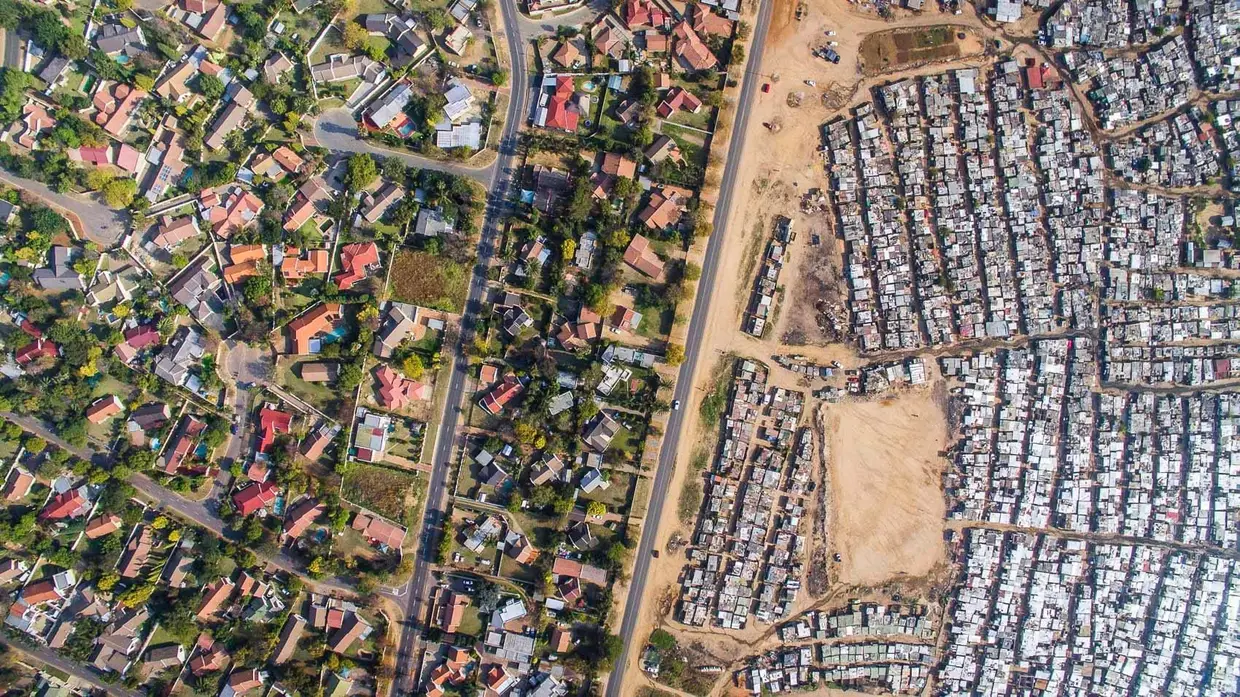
[822,382,949,587]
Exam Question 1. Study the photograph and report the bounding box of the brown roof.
[623,234,666,278]
[286,303,341,355]
[673,21,718,71]
[272,614,307,665]
[196,577,235,621]
[637,188,686,230]
[601,152,637,178]
[328,612,370,653]
[85,513,123,538]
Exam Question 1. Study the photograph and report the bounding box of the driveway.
[219,340,273,464]
[312,109,495,184]
[0,172,129,248]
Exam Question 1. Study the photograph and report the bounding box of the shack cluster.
[740,602,936,696]
[940,529,1240,696]
[676,360,809,630]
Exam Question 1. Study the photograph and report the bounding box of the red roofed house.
[479,375,523,415]
[189,634,228,674]
[286,302,342,355]
[20,580,61,606]
[283,498,323,540]
[210,188,265,239]
[638,185,688,231]
[85,513,123,539]
[86,395,124,424]
[334,242,380,291]
[374,364,432,410]
[435,591,468,633]
[351,512,407,548]
[688,3,734,37]
[15,338,58,366]
[673,21,718,72]
[328,613,370,654]
[256,405,293,454]
[281,247,331,281]
[93,83,146,137]
[124,325,160,351]
[2,467,34,502]
[39,487,89,522]
[543,76,580,133]
[623,234,666,279]
[622,0,667,28]
[232,481,278,516]
[485,665,516,696]
[226,668,265,695]
[161,415,208,475]
[656,87,703,118]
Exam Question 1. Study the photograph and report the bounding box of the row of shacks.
[941,339,1240,549]
[736,642,931,695]
[742,217,791,338]
[776,602,935,643]
[676,360,809,630]
[940,527,1240,696]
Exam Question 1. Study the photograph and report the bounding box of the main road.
[604,0,774,694]
[388,0,532,691]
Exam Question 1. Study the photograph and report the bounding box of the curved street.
[0,171,128,248]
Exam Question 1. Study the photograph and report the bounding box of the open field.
[822,383,948,587]
[389,250,469,312]
[341,462,422,525]
[858,25,983,76]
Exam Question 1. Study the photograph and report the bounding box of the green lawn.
[580,470,633,510]
[277,358,341,411]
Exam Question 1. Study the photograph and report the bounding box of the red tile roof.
[544,76,579,132]
[232,481,278,516]
[256,406,293,454]
[39,488,87,522]
[334,242,380,290]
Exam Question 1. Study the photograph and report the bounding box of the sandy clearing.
[823,381,949,588]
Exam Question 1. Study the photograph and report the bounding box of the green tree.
[344,153,378,192]
[402,354,425,379]
[586,500,606,518]
[101,178,137,208]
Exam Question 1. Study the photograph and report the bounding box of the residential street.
[389,0,531,690]
[0,172,129,248]
[0,638,143,697]
[1,411,358,598]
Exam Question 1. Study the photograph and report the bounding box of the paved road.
[0,172,129,247]
[312,109,495,184]
[603,0,774,694]
[389,0,531,692]
[0,637,143,697]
